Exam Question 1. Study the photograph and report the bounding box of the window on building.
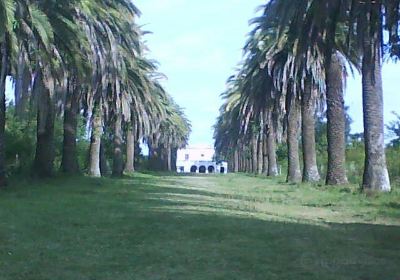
[185,154,189,160]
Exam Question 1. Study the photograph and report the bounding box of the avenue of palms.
[214,0,400,192]
[0,0,191,184]
[0,0,400,279]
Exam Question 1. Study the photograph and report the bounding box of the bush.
[386,146,400,186]
[345,141,365,184]
[5,104,91,176]
[5,107,37,174]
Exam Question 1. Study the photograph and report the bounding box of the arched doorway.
[208,166,215,173]
[199,166,206,173]
[190,165,197,173]
[220,167,225,174]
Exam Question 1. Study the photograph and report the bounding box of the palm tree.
[356,1,391,191]
[214,81,242,171]
[285,84,302,183]
[88,100,103,177]
[31,0,86,178]
[0,33,7,187]
[325,51,348,184]
[159,102,191,171]
[0,0,189,181]
[0,0,14,186]
[217,0,399,191]
[60,77,83,174]
[144,80,191,172]
[254,0,356,184]
[300,74,321,182]
[0,1,57,180]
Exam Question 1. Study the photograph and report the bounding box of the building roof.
[183,144,214,150]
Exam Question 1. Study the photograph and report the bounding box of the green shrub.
[386,146,400,186]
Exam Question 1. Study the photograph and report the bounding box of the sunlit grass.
[0,173,399,279]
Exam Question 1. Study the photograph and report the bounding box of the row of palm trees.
[0,0,191,186]
[214,0,400,192]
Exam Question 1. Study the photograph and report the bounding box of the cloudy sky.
[135,0,400,146]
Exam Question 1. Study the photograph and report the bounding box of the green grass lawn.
[0,173,399,280]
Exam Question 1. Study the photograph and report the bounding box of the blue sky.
[135,0,400,146]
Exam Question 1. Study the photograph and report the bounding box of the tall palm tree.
[60,76,83,174]
[300,74,321,182]
[31,0,86,177]
[254,0,355,184]
[217,0,399,191]
[325,51,348,184]
[0,0,15,186]
[0,0,189,181]
[355,0,391,191]
[88,99,103,177]
[285,84,302,183]
[1,1,57,181]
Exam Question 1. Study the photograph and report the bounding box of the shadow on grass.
[386,201,400,209]
[0,173,399,280]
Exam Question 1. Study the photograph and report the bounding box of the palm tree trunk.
[251,134,258,173]
[361,16,390,191]
[148,134,162,171]
[235,150,239,172]
[326,52,348,185]
[286,94,302,183]
[14,46,31,118]
[61,81,80,174]
[32,68,55,178]
[242,147,246,172]
[14,46,24,116]
[161,145,168,171]
[167,144,172,172]
[88,102,102,177]
[112,112,124,177]
[171,148,178,172]
[239,143,244,172]
[0,40,7,187]
[267,122,278,177]
[244,146,250,173]
[100,141,108,176]
[262,133,269,175]
[234,149,239,172]
[241,152,245,172]
[238,149,243,172]
[124,121,135,173]
[257,133,263,174]
[301,76,320,182]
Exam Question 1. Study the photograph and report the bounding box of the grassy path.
[0,173,399,279]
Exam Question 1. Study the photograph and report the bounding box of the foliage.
[386,145,400,186]
[0,0,191,181]
[345,138,400,187]
[387,112,400,147]
[4,104,36,174]
[214,0,399,190]
[345,139,365,184]
[4,103,91,175]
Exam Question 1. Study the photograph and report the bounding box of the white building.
[176,145,228,174]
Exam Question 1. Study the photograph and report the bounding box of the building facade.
[176,145,228,174]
